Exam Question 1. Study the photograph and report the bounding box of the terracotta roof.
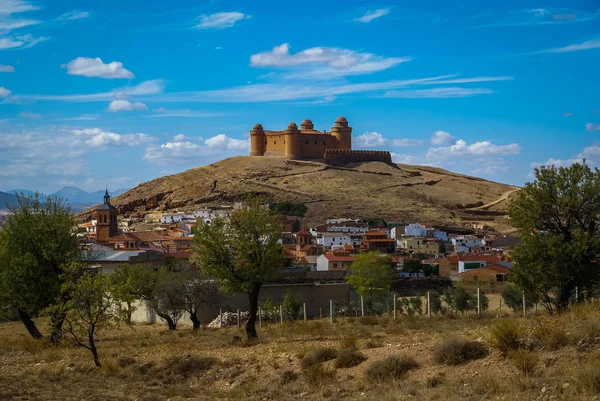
[364,238,396,243]
[461,264,510,275]
[445,254,502,263]
[129,231,171,242]
[296,228,312,237]
[323,254,355,262]
[300,244,313,252]
[108,232,138,242]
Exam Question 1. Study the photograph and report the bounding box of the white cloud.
[467,7,599,29]
[58,114,98,121]
[194,12,250,29]
[430,130,456,146]
[354,132,424,148]
[531,158,582,169]
[21,79,164,102]
[579,145,600,161]
[20,111,40,119]
[0,34,48,49]
[56,10,89,21]
[63,57,134,79]
[144,134,250,165]
[0,0,40,34]
[0,0,39,14]
[0,64,14,72]
[107,99,148,112]
[149,108,219,118]
[173,134,195,142]
[355,8,390,23]
[0,18,39,30]
[535,39,600,54]
[71,128,155,147]
[426,139,521,158]
[250,43,410,78]
[586,122,600,131]
[420,76,513,84]
[0,86,11,97]
[384,87,494,98]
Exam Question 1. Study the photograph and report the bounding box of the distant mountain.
[4,187,129,210]
[0,191,18,209]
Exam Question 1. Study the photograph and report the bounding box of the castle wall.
[262,133,286,157]
[324,149,393,166]
[298,134,339,159]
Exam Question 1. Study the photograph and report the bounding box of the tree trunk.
[245,283,261,339]
[190,311,201,330]
[50,311,67,344]
[88,329,101,368]
[156,312,177,330]
[17,309,42,339]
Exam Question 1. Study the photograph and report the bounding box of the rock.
[562,383,570,389]
[541,386,547,394]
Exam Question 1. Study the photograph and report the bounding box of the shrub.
[409,296,423,315]
[426,372,445,388]
[282,293,303,321]
[509,349,538,376]
[429,291,442,314]
[577,360,600,393]
[280,369,299,385]
[335,349,367,369]
[300,347,337,369]
[302,364,336,387]
[365,355,419,381]
[489,319,523,355]
[358,316,379,325]
[432,337,488,365]
[502,283,535,312]
[339,333,358,350]
[163,355,218,379]
[364,336,384,349]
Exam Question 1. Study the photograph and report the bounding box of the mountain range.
[2,187,129,212]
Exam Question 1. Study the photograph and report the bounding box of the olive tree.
[345,252,395,314]
[509,162,600,312]
[193,197,283,339]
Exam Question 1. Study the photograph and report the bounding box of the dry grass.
[489,318,523,354]
[432,337,488,365]
[3,304,600,400]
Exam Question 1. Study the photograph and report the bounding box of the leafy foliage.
[443,287,488,313]
[502,283,536,313]
[270,202,307,217]
[345,252,395,313]
[429,291,443,314]
[282,293,303,321]
[509,162,600,311]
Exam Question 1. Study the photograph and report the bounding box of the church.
[250,117,392,165]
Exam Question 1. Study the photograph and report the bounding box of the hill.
[82,156,519,232]
[0,191,18,209]
[7,187,129,212]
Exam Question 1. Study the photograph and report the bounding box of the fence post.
[237,309,241,328]
[361,297,365,317]
[219,308,223,328]
[393,294,397,319]
[477,288,481,315]
[522,291,526,318]
[280,305,283,325]
[330,300,334,323]
[320,307,323,320]
[258,308,262,327]
[576,286,579,303]
[303,303,307,323]
[427,292,431,317]
[498,298,502,314]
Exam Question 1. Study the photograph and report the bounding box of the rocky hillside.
[81,156,520,232]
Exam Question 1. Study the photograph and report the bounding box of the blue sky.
[0,0,599,193]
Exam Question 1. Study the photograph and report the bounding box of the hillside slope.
[83,156,519,231]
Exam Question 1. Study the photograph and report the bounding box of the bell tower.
[95,188,119,243]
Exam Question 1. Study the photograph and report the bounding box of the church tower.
[95,189,118,243]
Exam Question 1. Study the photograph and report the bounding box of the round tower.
[331,116,352,150]
[300,119,314,130]
[284,122,302,160]
[250,123,266,156]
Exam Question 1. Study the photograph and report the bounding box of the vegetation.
[502,282,536,312]
[270,201,308,217]
[345,252,395,313]
[366,355,419,381]
[193,197,284,339]
[281,293,303,321]
[509,349,538,376]
[489,319,523,355]
[443,287,488,314]
[300,347,337,368]
[509,162,600,312]
[432,337,488,365]
[334,349,366,368]
[0,194,78,343]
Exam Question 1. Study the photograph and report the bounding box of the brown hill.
[82,156,519,232]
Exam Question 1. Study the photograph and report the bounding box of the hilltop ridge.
[81,156,519,232]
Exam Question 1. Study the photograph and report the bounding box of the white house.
[452,235,485,250]
[458,261,487,273]
[316,233,352,248]
[390,226,405,239]
[433,231,448,242]
[161,213,193,224]
[327,218,359,225]
[405,223,427,237]
[316,254,355,271]
[328,225,369,233]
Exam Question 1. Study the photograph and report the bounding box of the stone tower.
[95,189,118,243]
[296,227,312,253]
[284,122,302,160]
[250,123,265,156]
[331,116,352,150]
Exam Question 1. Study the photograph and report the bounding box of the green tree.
[193,197,284,339]
[346,252,395,313]
[403,259,423,274]
[109,264,138,324]
[281,292,303,321]
[0,194,78,342]
[49,263,119,368]
[501,282,536,312]
[429,291,442,314]
[509,162,600,312]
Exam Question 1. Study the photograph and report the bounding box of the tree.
[429,291,442,314]
[109,264,138,324]
[49,263,119,368]
[0,194,78,342]
[502,282,536,312]
[509,162,600,312]
[281,292,302,321]
[346,252,395,313]
[403,259,423,274]
[193,197,284,339]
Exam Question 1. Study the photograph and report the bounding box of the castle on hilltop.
[250,117,392,165]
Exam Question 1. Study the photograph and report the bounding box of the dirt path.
[472,188,520,210]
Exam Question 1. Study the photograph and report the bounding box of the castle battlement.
[250,117,394,166]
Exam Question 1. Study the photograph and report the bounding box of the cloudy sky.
[0,0,599,193]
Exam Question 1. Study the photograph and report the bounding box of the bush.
[365,355,419,381]
[280,369,299,385]
[282,293,303,321]
[577,360,600,393]
[489,319,523,355]
[409,296,423,315]
[509,349,538,376]
[302,364,336,387]
[270,202,307,217]
[364,336,384,349]
[432,337,488,365]
[339,333,358,350]
[163,355,218,379]
[429,291,443,314]
[426,372,445,388]
[300,347,337,369]
[502,283,535,312]
[335,349,367,369]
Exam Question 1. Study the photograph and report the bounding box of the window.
[274,141,277,145]
[306,141,309,144]
[333,263,338,268]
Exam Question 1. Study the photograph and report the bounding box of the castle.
[250,117,392,165]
